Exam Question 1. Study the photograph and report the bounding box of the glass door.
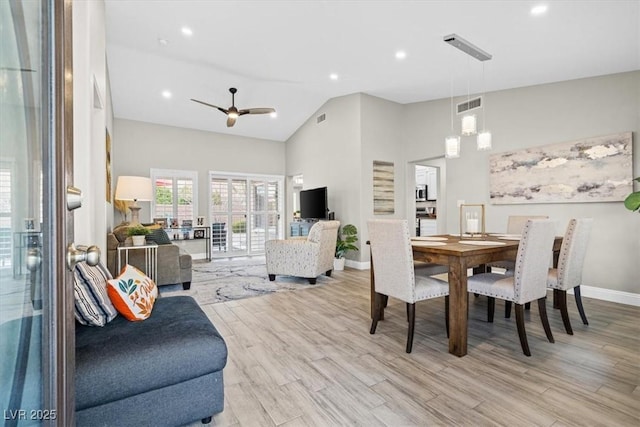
[210,174,283,257]
[2,0,75,424]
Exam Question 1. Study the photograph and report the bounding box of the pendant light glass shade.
[445,135,461,158]
[461,114,477,136]
[477,130,492,150]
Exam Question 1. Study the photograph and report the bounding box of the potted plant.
[127,225,150,246]
[334,224,358,271]
[624,177,640,213]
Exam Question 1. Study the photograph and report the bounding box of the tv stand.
[290,219,319,237]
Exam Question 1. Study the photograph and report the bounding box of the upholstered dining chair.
[547,218,593,335]
[488,215,549,273]
[367,219,449,353]
[467,219,556,356]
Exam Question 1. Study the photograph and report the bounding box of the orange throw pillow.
[107,264,158,321]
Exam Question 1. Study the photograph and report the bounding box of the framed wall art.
[489,132,632,204]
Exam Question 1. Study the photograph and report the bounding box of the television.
[299,187,328,219]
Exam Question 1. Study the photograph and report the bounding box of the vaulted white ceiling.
[105,1,640,142]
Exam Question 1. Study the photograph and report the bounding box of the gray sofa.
[75,296,228,426]
[107,225,192,289]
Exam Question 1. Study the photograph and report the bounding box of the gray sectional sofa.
[75,296,227,426]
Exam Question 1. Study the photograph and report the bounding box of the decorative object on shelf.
[459,204,485,237]
[154,217,168,228]
[24,218,35,230]
[114,197,129,224]
[334,224,358,271]
[170,218,179,228]
[127,225,150,246]
[196,216,205,226]
[489,132,632,204]
[115,176,153,226]
[443,33,493,158]
[182,219,193,228]
[624,177,640,213]
[194,229,205,239]
[373,161,394,214]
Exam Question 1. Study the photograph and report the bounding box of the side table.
[117,242,158,282]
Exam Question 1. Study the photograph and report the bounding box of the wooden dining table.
[368,233,563,357]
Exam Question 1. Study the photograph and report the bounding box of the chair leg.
[370,292,383,334]
[268,274,275,281]
[406,303,410,322]
[445,295,450,338]
[325,270,332,277]
[557,290,573,335]
[406,303,416,353]
[538,297,555,343]
[505,301,512,319]
[487,297,495,323]
[308,278,317,285]
[574,286,589,325]
[524,302,531,311]
[515,304,531,357]
[382,295,389,308]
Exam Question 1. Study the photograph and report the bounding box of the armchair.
[266,220,340,284]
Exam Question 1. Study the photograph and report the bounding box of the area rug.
[160,258,335,306]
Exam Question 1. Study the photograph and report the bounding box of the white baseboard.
[569,285,640,307]
[346,264,639,307]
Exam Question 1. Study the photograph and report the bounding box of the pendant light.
[461,56,477,136]
[477,61,492,150]
[445,76,460,158]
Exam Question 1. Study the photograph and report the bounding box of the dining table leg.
[448,256,468,357]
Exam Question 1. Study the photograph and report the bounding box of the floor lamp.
[115,176,153,226]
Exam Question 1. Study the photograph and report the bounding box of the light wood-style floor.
[200,268,639,426]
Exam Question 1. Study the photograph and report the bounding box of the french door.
[209,173,283,257]
[1,0,76,425]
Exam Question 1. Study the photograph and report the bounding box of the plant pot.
[131,235,146,246]
[333,257,345,271]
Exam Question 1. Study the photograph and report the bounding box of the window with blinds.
[150,169,198,225]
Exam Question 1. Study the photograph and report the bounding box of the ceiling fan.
[191,87,275,127]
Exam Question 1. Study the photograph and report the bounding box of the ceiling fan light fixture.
[228,111,239,119]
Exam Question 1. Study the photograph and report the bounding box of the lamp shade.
[477,131,492,150]
[115,176,153,202]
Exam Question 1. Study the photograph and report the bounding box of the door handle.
[26,248,42,272]
[66,243,101,271]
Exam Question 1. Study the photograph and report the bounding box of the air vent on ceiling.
[456,96,482,115]
[317,113,326,124]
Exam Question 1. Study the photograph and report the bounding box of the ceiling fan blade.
[226,115,237,127]
[190,98,228,115]
[239,108,275,116]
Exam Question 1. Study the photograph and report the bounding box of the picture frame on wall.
[182,219,193,228]
[193,229,205,239]
[154,218,168,228]
[196,216,205,226]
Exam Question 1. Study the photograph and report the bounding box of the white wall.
[403,71,639,294]
[112,119,285,226]
[73,0,110,253]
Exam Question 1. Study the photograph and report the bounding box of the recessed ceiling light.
[181,27,193,36]
[162,90,172,99]
[530,4,548,16]
[158,38,169,46]
[395,50,407,60]
[329,73,339,81]
[270,111,278,118]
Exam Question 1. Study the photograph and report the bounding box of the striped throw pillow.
[73,261,118,326]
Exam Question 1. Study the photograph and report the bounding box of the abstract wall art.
[489,132,633,204]
[373,160,395,214]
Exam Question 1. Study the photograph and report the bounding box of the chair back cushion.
[312,220,340,271]
[513,219,556,304]
[367,219,415,303]
[507,215,549,234]
[556,218,593,290]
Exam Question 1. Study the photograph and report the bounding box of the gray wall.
[285,94,363,260]
[286,71,639,293]
[404,71,639,294]
[112,119,285,226]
